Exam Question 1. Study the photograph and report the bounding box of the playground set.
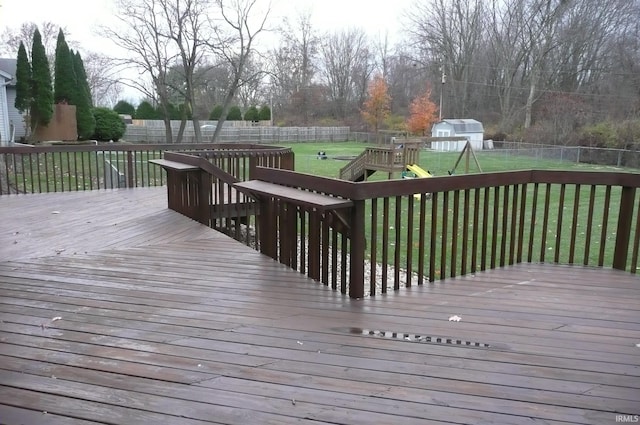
[338,139,482,182]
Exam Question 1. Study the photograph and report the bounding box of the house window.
[437,129,450,137]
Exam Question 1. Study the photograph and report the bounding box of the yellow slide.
[405,164,432,200]
[406,164,432,178]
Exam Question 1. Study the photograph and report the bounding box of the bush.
[209,105,223,120]
[92,107,126,141]
[577,122,617,148]
[227,105,242,120]
[258,105,271,121]
[244,106,259,121]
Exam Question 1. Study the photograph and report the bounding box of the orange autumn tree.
[407,85,438,135]
[361,75,391,136]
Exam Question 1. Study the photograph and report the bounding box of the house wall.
[6,88,26,140]
[0,84,9,145]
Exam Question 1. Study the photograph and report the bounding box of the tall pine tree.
[71,50,95,139]
[30,28,53,131]
[14,41,31,113]
[53,29,77,104]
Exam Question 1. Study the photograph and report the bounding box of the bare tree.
[101,0,178,143]
[521,0,569,129]
[155,0,211,142]
[319,28,373,121]
[82,52,123,107]
[205,0,271,142]
[269,10,320,125]
[1,21,65,64]
[406,0,487,118]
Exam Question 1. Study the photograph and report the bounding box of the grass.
[279,141,638,276]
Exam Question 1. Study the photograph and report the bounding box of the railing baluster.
[554,184,566,263]
[568,184,581,264]
[500,185,509,267]
[451,190,460,278]
[461,189,470,275]
[583,185,597,266]
[440,191,449,280]
[598,186,611,267]
[418,195,427,285]
[491,186,500,269]
[394,196,402,290]
[382,197,390,292]
[540,184,551,262]
[370,198,379,294]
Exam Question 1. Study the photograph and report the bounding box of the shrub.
[258,105,271,121]
[577,122,617,148]
[92,107,126,141]
[209,105,223,120]
[113,100,136,117]
[227,105,242,120]
[244,106,259,121]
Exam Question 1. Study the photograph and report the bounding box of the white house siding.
[0,83,9,145]
[6,88,26,139]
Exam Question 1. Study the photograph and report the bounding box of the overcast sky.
[1,0,412,51]
[0,0,412,101]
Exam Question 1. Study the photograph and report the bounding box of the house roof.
[0,58,17,83]
[436,119,484,133]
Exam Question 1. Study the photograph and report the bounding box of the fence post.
[126,151,134,187]
[349,199,366,298]
[613,186,636,271]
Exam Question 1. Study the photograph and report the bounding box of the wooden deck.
[1,188,639,424]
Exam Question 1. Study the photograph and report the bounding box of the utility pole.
[439,65,446,121]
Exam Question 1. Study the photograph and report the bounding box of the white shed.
[430,119,484,152]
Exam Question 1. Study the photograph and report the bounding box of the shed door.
[437,129,451,137]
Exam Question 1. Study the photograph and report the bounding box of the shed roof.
[437,119,484,133]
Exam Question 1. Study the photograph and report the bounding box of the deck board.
[1,188,639,424]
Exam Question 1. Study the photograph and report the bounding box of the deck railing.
[0,143,293,195]
[237,167,639,298]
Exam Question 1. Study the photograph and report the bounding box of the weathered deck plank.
[1,188,639,424]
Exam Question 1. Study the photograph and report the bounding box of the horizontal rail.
[0,143,292,195]
[251,167,639,298]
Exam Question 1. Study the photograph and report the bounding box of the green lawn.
[283,141,631,179]
[279,141,638,277]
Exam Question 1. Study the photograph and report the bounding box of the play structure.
[406,164,432,178]
[339,140,422,181]
[448,140,483,175]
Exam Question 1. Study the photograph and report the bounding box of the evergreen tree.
[72,50,96,138]
[30,28,53,130]
[53,29,76,104]
[14,41,31,113]
[258,105,271,122]
[227,105,242,120]
[209,105,223,120]
[244,106,259,121]
[113,100,136,117]
[136,101,158,119]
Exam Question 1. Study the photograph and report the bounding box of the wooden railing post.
[613,186,636,271]
[349,199,366,299]
[198,170,210,225]
[126,151,134,188]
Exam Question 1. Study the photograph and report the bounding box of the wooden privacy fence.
[159,153,639,298]
[0,143,293,195]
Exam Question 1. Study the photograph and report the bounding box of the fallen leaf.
[296,341,303,345]
[51,317,62,322]
[448,315,462,322]
[51,211,60,214]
